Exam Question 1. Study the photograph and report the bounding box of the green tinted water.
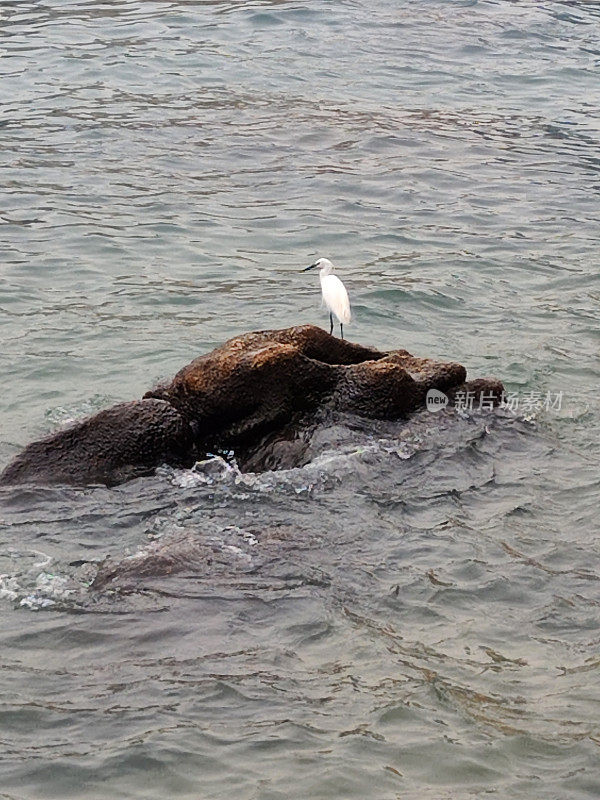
[1,1,599,798]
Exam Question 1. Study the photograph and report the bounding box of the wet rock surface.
[0,325,503,486]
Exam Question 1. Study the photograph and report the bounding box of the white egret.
[302,257,352,339]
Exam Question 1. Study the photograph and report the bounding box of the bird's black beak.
[301,262,318,272]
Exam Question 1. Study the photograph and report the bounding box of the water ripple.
[1,0,600,797]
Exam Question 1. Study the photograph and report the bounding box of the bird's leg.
[329,313,334,336]
[340,323,344,340]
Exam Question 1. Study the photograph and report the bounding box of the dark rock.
[91,535,206,590]
[144,325,383,446]
[0,399,192,487]
[0,325,504,487]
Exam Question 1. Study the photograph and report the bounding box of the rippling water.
[1,1,599,798]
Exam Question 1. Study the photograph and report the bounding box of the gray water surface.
[1,1,599,798]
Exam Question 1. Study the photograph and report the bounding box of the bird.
[302,257,351,339]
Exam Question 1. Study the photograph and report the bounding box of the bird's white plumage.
[302,257,352,338]
[320,273,351,324]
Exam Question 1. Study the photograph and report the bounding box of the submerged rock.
[0,325,503,487]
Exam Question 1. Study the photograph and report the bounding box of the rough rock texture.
[0,325,504,487]
[0,399,192,487]
[145,326,384,445]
